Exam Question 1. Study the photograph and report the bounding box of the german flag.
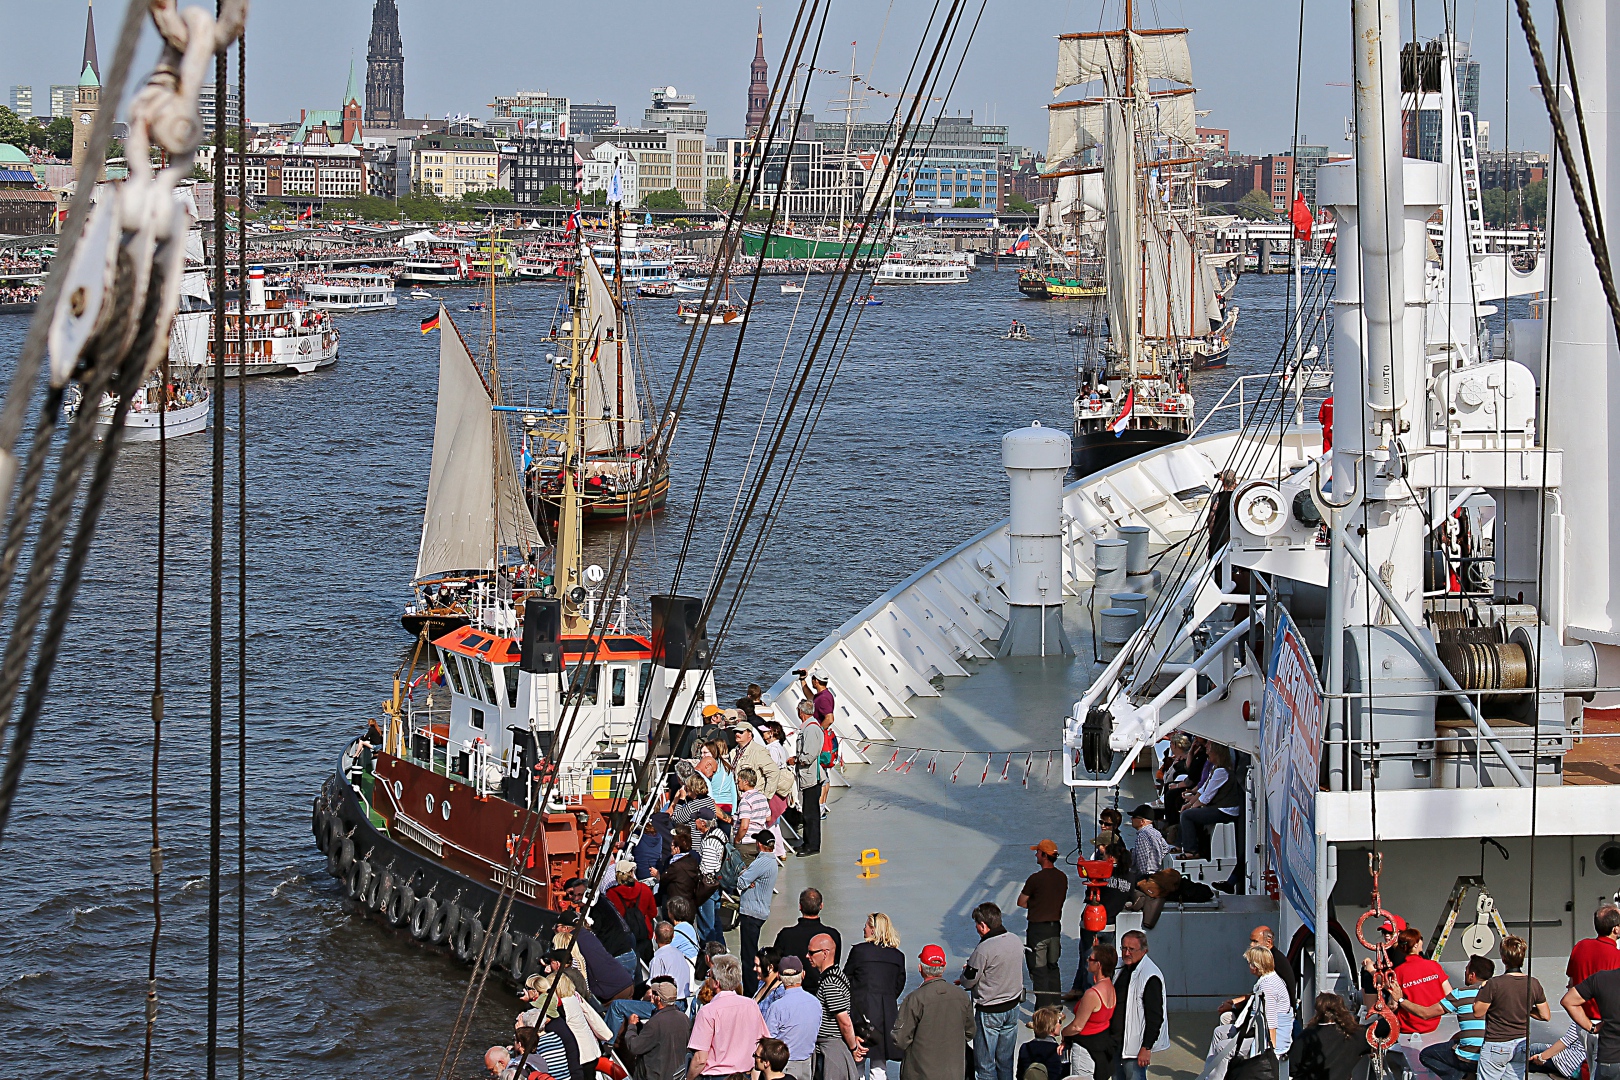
[420,312,440,335]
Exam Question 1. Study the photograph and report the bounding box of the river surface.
[0,266,1297,1076]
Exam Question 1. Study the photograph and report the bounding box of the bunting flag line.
[1044,751,1054,786]
[1000,755,1013,783]
[878,750,900,773]
[1022,753,1034,787]
[979,755,992,787]
[950,754,966,783]
[927,752,939,775]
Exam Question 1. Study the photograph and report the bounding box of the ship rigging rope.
[663,0,835,596]
[207,6,228,1074]
[234,28,248,1080]
[1514,0,1620,349]
[710,1,990,656]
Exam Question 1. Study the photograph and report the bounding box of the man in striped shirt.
[1412,955,1495,1080]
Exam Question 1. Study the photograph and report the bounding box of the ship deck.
[1568,710,1620,785]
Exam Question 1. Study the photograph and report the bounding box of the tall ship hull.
[1070,424,1185,478]
[1018,269,1106,299]
[740,230,886,260]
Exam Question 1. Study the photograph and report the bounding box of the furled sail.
[580,254,646,454]
[416,306,544,580]
[1054,29,1193,93]
[1102,88,1137,369]
[1047,100,1108,165]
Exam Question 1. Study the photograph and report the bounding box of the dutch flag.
[1108,387,1135,437]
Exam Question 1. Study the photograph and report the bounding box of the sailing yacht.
[527,237,671,525]
[402,305,546,639]
[1045,14,1212,475]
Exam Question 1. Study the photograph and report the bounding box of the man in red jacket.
[1567,905,1620,1020]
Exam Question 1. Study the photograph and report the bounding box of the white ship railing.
[766,426,1323,761]
[1191,365,1333,438]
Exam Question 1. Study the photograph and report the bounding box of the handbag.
[715,891,741,932]
[1225,995,1277,1080]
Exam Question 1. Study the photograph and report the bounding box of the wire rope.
[234,30,248,1079]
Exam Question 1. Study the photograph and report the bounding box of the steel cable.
[235,29,248,1079]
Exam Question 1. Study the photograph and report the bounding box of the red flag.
[1291,193,1313,241]
[1108,387,1135,436]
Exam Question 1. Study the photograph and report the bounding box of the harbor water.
[0,269,1298,1075]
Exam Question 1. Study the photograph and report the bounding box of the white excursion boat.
[302,273,397,312]
[185,266,339,378]
[872,252,971,285]
[781,281,805,295]
[96,381,210,441]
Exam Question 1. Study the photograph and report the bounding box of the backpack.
[718,839,749,892]
[822,725,838,763]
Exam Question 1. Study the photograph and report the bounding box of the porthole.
[425,794,436,815]
[393,780,403,800]
[441,801,451,821]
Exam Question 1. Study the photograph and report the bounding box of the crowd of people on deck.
[481,695,1620,1080]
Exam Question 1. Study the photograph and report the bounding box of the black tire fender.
[333,836,356,876]
[388,884,415,928]
[350,859,374,903]
[430,901,458,947]
[312,806,330,853]
[410,896,438,941]
[454,913,485,963]
[359,862,382,909]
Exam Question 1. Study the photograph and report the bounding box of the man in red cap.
[893,944,974,1080]
[1018,839,1069,1010]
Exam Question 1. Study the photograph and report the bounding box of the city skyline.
[0,0,1558,156]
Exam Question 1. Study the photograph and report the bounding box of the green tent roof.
[79,61,99,88]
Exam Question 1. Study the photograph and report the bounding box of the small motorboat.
[638,282,677,299]
[409,288,435,300]
[465,302,488,312]
[781,281,805,296]
[850,294,882,307]
[1067,320,1093,337]
[1003,322,1032,341]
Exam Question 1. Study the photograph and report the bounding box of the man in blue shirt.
[1410,955,1495,1080]
[764,956,825,1080]
[738,831,781,996]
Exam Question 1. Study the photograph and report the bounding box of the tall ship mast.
[1047,4,1236,477]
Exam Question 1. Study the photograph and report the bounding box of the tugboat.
[317,257,716,981]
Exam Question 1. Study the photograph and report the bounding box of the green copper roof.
[78,61,99,88]
[344,55,360,107]
[0,144,32,165]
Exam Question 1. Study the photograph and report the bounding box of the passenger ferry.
[872,252,971,285]
[191,267,339,378]
[399,250,471,285]
[302,273,398,312]
[590,225,673,286]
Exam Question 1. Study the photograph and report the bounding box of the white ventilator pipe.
[1351,0,1407,423]
[999,422,1074,657]
[248,264,266,312]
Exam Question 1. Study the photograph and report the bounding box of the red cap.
[1381,913,1407,935]
[919,944,947,967]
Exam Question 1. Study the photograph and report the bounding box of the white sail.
[1103,87,1138,369]
[580,254,645,454]
[1047,100,1108,165]
[416,306,544,580]
[1147,89,1199,148]
[1055,30,1193,93]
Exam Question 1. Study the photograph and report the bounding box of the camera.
[793,668,808,677]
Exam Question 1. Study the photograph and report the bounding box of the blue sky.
[1,0,1553,155]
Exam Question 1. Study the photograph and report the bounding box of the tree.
[0,106,29,148]
[706,178,740,209]
[1006,194,1039,214]
[641,188,686,211]
[44,117,73,159]
[1236,188,1278,219]
[462,187,514,205]
[669,217,693,230]
[535,183,566,205]
[1520,179,1547,226]
[953,196,980,208]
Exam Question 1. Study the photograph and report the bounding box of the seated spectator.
[623,978,693,1080]
[1179,743,1241,860]
[1289,993,1369,1080]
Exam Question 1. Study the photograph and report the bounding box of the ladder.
[1457,113,1489,257]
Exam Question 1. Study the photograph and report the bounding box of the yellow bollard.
[856,848,887,879]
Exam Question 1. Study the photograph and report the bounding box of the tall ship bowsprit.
[1044,6,1233,476]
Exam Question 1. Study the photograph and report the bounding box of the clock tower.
[72,0,100,182]
[71,63,99,182]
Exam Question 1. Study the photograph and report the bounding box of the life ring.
[453,913,485,962]
[332,836,356,877]
[429,901,458,946]
[388,883,415,928]
[410,896,439,941]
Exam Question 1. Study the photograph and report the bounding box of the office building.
[492,91,570,137]
[411,133,500,199]
[50,85,76,120]
[511,137,577,204]
[9,86,32,120]
[568,103,617,138]
[198,83,241,133]
[217,143,367,200]
[642,87,706,133]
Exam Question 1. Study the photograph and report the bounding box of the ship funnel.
[248,265,266,312]
[998,422,1074,657]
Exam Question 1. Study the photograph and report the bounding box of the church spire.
[746,12,770,135]
[82,0,100,84]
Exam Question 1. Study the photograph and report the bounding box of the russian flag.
[1011,229,1032,252]
[1108,387,1134,437]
